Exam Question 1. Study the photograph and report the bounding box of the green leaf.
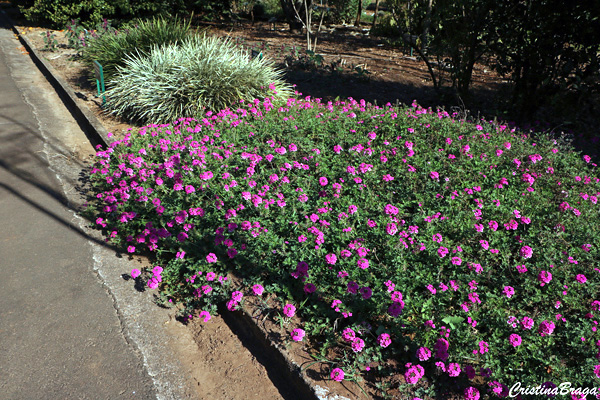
[442,316,465,330]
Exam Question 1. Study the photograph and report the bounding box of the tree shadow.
[0,111,116,252]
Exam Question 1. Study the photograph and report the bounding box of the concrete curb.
[5,12,350,400]
[8,22,109,149]
[219,303,321,400]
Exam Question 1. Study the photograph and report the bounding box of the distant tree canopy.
[387,0,600,120]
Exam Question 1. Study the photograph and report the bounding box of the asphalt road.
[0,11,196,400]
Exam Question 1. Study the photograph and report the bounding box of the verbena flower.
[378,333,392,348]
[283,304,296,318]
[330,367,344,382]
[464,386,480,400]
[291,328,305,342]
[509,333,522,347]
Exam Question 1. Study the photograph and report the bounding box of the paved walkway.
[0,12,158,400]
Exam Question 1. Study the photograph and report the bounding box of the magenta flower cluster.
[87,94,600,397]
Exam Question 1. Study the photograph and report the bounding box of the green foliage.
[105,34,292,124]
[369,13,399,38]
[41,30,58,51]
[386,0,600,124]
[19,0,187,29]
[488,0,600,121]
[82,16,191,83]
[259,0,284,18]
[21,0,116,28]
[64,19,87,51]
[187,0,234,20]
[328,0,368,24]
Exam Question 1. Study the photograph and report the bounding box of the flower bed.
[86,95,600,399]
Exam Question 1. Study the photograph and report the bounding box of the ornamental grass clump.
[104,34,292,124]
[82,16,192,82]
[86,97,600,398]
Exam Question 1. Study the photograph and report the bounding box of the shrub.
[104,34,292,124]
[87,97,600,397]
[82,16,192,82]
[18,0,186,28]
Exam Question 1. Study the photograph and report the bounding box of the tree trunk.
[422,0,433,52]
[371,0,380,28]
[354,0,362,26]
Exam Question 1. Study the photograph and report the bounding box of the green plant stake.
[93,60,106,106]
[251,49,263,60]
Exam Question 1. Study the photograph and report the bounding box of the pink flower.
[325,253,337,265]
[516,264,528,273]
[231,291,243,302]
[451,257,462,265]
[464,387,480,400]
[342,328,355,342]
[504,219,518,230]
[539,320,555,336]
[331,299,342,312]
[283,304,296,318]
[582,244,592,252]
[438,247,449,258]
[378,333,392,348]
[351,337,365,352]
[503,286,515,298]
[319,177,328,186]
[416,347,431,361]
[198,310,211,322]
[520,245,533,259]
[206,253,217,263]
[521,316,534,330]
[509,333,522,347]
[357,258,369,269]
[330,368,345,382]
[147,277,159,289]
[404,364,425,384]
[131,268,141,279]
[226,299,238,311]
[291,328,305,342]
[538,270,552,286]
[447,363,461,377]
[252,284,264,296]
[386,223,398,235]
[477,340,489,354]
[576,274,587,283]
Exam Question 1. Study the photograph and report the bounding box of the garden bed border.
[9,20,110,149]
